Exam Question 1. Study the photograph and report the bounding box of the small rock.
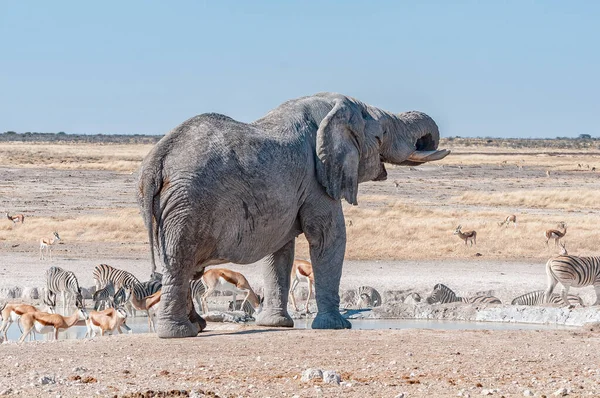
[523,390,534,397]
[301,368,323,382]
[39,376,56,385]
[553,388,568,396]
[481,389,493,395]
[0,388,13,396]
[395,393,406,398]
[72,367,87,373]
[322,370,341,385]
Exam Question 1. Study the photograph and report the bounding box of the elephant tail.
[139,168,162,278]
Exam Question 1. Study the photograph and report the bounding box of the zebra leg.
[560,285,573,308]
[593,284,600,306]
[62,291,67,314]
[200,286,216,314]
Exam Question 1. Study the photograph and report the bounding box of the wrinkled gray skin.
[137,92,448,338]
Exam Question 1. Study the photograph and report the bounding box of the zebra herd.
[422,283,584,307]
[42,264,162,316]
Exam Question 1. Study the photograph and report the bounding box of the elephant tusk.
[406,149,451,163]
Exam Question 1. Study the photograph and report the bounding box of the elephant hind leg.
[156,267,200,338]
[255,240,295,328]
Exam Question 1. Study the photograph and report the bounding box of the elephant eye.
[375,136,382,146]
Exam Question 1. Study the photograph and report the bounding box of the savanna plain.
[1,137,600,397]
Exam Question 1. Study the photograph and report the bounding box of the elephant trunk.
[381,111,450,166]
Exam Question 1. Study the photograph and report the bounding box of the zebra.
[92,281,116,310]
[92,264,161,316]
[511,290,584,307]
[355,286,382,308]
[425,283,502,305]
[45,266,84,313]
[190,278,206,313]
[545,254,600,307]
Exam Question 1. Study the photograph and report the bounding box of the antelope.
[545,222,567,248]
[559,241,568,255]
[289,259,315,313]
[453,225,476,247]
[1,302,38,342]
[497,214,517,228]
[85,307,131,337]
[122,287,161,332]
[18,308,87,342]
[6,212,25,225]
[39,232,61,260]
[200,268,262,315]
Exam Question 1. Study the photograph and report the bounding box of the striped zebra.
[355,286,382,308]
[92,264,162,316]
[92,281,116,310]
[190,278,206,313]
[511,290,583,307]
[545,254,600,306]
[45,266,84,313]
[426,283,502,305]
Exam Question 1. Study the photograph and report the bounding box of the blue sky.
[1,1,598,138]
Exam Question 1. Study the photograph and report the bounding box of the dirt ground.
[2,142,600,397]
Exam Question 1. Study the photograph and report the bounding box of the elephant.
[137,92,449,338]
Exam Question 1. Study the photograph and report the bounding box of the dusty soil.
[2,145,600,397]
[2,325,600,397]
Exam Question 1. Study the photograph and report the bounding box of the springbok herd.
[1,207,600,343]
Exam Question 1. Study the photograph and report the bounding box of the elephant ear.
[315,101,365,205]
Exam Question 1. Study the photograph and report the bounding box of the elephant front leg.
[304,205,351,330]
[156,268,200,338]
[255,240,295,327]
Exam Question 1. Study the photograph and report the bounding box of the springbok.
[1,302,38,342]
[18,308,87,342]
[498,214,517,228]
[545,222,567,248]
[453,225,477,247]
[85,307,131,337]
[289,259,315,313]
[200,268,262,315]
[39,232,61,260]
[122,287,161,332]
[6,212,25,225]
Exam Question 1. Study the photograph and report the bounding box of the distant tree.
[3,131,17,135]
[578,133,592,140]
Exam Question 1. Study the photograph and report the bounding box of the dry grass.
[4,139,600,261]
[456,190,600,210]
[0,209,145,244]
[295,199,600,260]
[0,142,153,172]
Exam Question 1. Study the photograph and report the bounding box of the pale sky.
[1,1,598,138]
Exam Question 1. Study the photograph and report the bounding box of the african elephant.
[138,92,449,338]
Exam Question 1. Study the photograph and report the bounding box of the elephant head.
[314,96,449,205]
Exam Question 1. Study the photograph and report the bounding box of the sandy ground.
[1,325,600,397]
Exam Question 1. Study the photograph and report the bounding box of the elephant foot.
[155,318,199,338]
[311,311,352,330]
[255,309,294,328]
